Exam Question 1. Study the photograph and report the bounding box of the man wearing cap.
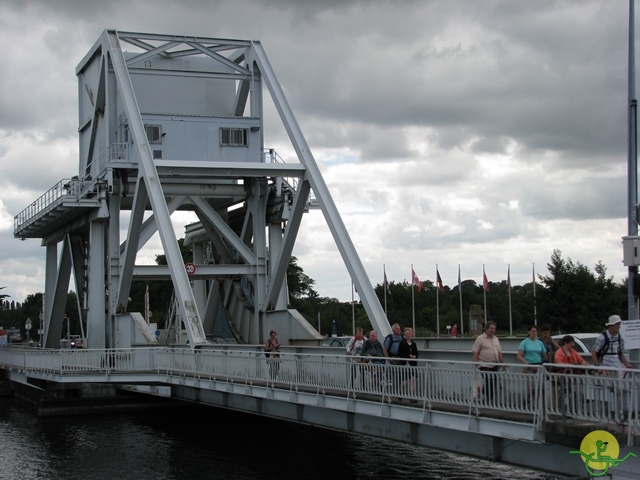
[591,315,633,370]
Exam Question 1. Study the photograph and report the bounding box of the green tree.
[537,249,625,333]
[287,256,317,299]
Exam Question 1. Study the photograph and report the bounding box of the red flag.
[412,269,422,292]
[483,272,490,292]
[436,270,444,291]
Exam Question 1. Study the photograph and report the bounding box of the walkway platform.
[1,345,638,478]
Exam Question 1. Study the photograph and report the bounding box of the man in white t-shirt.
[346,327,367,357]
[472,321,504,402]
[591,315,633,420]
[591,315,632,371]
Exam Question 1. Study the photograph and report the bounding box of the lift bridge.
[1,345,639,479]
[13,30,391,349]
[7,30,640,479]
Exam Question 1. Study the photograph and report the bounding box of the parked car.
[206,335,229,345]
[321,336,351,348]
[69,335,83,348]
[552,333,599,354]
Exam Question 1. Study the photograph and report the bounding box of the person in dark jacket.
[360,331,384,363]
[398,327,419,401]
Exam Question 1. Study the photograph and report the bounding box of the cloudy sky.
[0,0,636,304]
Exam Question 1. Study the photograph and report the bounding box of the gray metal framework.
[14,30,390,349]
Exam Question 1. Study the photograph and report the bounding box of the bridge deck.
[1,345,639,478]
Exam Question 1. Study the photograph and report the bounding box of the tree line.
[0,248,628,340]
[290,249,628,337]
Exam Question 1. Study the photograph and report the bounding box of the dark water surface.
[0,398,558,479]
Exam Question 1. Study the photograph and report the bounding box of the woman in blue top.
[517,325,548,372]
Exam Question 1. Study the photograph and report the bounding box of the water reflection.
[0,398,553,480]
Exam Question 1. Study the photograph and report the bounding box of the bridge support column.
[492,436,503,461]
[192,244,207,320]
[43,243,57,346]
[87,220,106,349]
[268,223,288,310]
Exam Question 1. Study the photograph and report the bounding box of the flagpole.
[533,263,537,326]
[483,264,487,327]
[436,264,440,337]
[352,281,355,335]
[508,264,513,337]
[383,264,388,315]
[629,0,639,321]
[458,264,463,336]
[411,264,416,333]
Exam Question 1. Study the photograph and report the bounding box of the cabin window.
[145,125,162,144]
[153,150,162,159]
[220,128,248,146]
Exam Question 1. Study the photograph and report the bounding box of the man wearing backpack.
[591,315,633,420]
[591,315,633,372]
[383,323,404,397]
[383,323,404,360]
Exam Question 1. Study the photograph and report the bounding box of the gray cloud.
[0,0,634,302]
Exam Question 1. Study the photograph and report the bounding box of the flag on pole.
[482,265,489,325]
[384,271,391,295]
[436,269,444,291]
[507,264,513,336]
[533,263,537,326]
[458,264,463,335]
[412,268,422,292]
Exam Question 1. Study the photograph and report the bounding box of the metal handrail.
[13,179,73,233]
[263,148,318,206]
[1,346,637,436]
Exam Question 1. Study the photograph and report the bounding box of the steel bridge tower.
[13,30,391,348]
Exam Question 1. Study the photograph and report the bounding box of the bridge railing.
[1,346,638,434]
[544,364,639,423]
[14,179,72,234]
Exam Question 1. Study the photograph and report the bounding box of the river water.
[0,397,561,480]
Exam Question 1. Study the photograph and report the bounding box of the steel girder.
[24,29,391,350]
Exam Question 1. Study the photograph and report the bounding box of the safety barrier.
[1,346,638,435]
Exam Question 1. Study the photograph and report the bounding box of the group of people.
[470,315,634,402]
[265,313,633,398]
[346,323,419,399]
[346,323,418,366]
